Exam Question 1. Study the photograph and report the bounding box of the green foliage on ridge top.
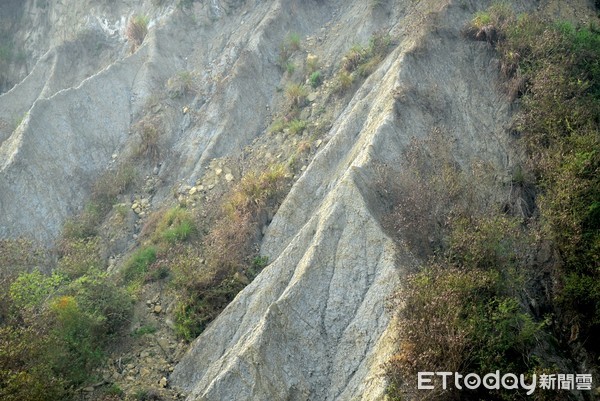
[387,6,600,400]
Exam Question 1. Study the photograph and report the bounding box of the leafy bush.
[0,326,67,401]
[2,263,132,398]
[9,270,65,311]
[486,10,600,348]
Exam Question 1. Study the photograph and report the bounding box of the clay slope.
[170,0,515,399]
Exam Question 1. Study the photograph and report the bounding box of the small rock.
[154,305,163,314]
[307,92,318,102]
[159,377,168,388]
[189,187,197,195]
[138,211,145,218]
[140,367,151,378]
[208,184,215,190]
[215,168,223,176]
[315,139,323,147]
[198,185,204,191]
[131,202,139,210]
[134,207,142,214]
[83,386,94,393]
[225,173,234,182]
[146,300,152,306]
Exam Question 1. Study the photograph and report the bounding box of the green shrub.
[309,70,322,88]
[152,206,197,245]
[491,12,600,345]
[132,325,157,337]
[387,264,543,401]
[268,118,286,134]
[174,278,245,340]
[64,270,132,336]
[9,270,65,311]
[285,61,295,75]
[0,326,67,401]
[172,165,288,340]
[287,119,307,135]
[121,246,157,283]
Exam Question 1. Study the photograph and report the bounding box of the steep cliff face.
[1,0,595,399]
[171,0,516,399]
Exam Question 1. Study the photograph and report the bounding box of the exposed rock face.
[171,0,517,400]
[4,0,592,399]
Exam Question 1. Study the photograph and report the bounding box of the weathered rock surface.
[171,0,518,400]
[2,0,595,399]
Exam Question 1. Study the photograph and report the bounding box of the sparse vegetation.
[285,83,308,108]
[334,31,392,95]
[309,70,322,88]
[134,115,163,161]
[306,54,319,73]
[277,32,301,70]
[172,164,289,339]
[287,119,307,135]
[166,71,195,99]
[62,163,136,240]
[121,246,157,284]
[286,32,301,52]
[126,15,149,50]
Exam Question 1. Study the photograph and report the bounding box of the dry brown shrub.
[133,115,162,161]
[386,266,497,401]
[125,15,149,51]
[206,164,288,275]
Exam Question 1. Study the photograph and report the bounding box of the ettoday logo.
[418,371,593,394]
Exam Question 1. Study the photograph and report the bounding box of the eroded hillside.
[1,0,598,400]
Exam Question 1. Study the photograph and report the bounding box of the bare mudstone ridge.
[1,0,539,399]
[172,0,517,400]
